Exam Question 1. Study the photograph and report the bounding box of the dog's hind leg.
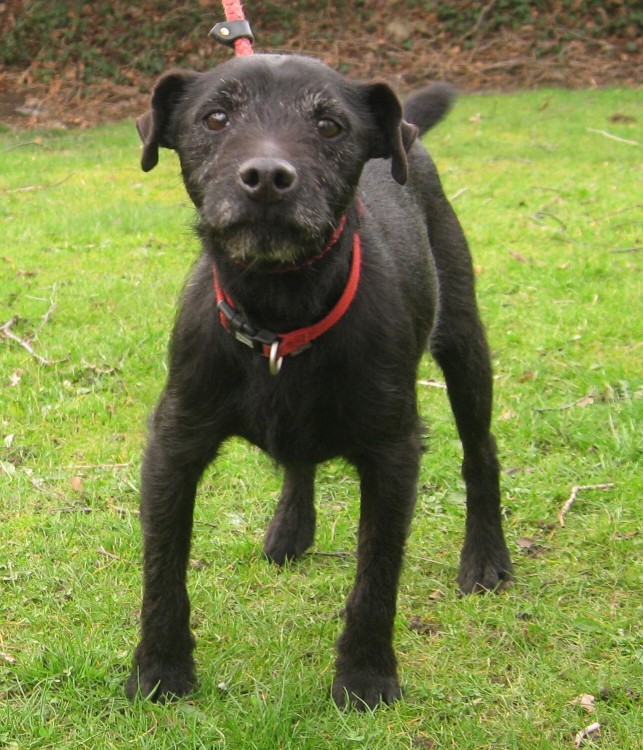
[427,193,513,593]
[263,464,316,564]
[126,394,222,702]
[333,435,420,709]
[431,313,513,594]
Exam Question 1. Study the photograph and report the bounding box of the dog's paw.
[457,541,513,594]
[125,656,196,703]
[332,670,401,711]
[263,515,315,565]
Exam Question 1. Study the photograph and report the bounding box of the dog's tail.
[403,82,457,136]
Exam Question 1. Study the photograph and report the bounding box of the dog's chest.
[235,367,350,464]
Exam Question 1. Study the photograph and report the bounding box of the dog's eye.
[204,111,229,132]
[317,118,342,139]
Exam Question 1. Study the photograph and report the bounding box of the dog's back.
[357,82,457,349]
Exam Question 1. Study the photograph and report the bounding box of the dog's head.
[137,54,417,266]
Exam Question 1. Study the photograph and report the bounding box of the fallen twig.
[449,187,469,201]
[406,554,444,566]
[1,291,59,364]
[97,546,134,565]
[532,211,567,231]
[66,462,131,470]
[1,141,51,153]
[601,203,643,219]
[587,128,639,146]
[305,551,354,559]
[28,479,64,499]
[0,315,19,333]
[50,506,93,514]
[458,0,498,43]
[418,379,447,389]
[0,315,54,365]
[109,504,140,517]
[3,172,77,194]
[534,394,595,413]
[558,484,615,527]
[33,284,57,338]
[574,721,601,747]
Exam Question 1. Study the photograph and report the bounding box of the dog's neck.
[203,201,362,333]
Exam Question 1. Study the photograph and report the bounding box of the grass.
[1,87,641,749]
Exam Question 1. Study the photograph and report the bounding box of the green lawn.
[1,87,641,749]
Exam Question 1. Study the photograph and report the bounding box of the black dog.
[126,53,512,710]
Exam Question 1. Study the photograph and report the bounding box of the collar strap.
[213,228,362,375]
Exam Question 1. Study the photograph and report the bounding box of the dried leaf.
[409,614,439,636]
[516,537,548,557]
[413,736,436,749]
[570,693,597,713]
[609,113,636,123]
[505,466,535,476]
[1,461,16,477]
[580,694,597,712]
[509,250,529,263]
[190,558,210,570]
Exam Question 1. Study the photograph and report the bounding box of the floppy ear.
[364,82,418,185]
[136,69,198,172]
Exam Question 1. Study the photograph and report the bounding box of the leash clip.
[209,20,254,48]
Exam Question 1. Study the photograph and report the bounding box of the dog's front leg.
[126,398,221,702]
[333,435,420,710]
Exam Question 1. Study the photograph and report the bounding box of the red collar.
[212,219,361,375]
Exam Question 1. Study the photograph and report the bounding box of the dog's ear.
[137,69,198,172]
[364,82,418,185]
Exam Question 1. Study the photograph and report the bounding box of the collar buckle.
[217,299,278,352]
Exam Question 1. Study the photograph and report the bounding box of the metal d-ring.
[269,340,283,376]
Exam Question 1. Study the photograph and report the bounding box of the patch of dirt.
[0,1,640,130]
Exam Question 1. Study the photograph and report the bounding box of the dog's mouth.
[218,223,320,266]
[201,198,335,267]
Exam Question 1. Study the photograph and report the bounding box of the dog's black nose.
[238,158,298,202]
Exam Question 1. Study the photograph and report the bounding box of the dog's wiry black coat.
[126,54,512,709]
